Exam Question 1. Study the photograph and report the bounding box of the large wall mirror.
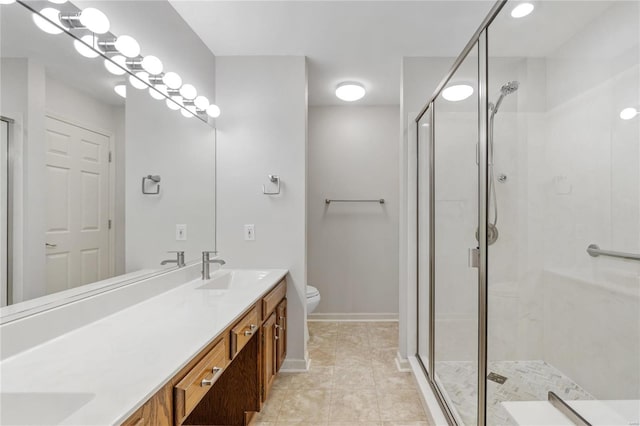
[0,0,217,320]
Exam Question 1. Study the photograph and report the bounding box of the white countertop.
[0,268,288,426]
[503,399,640,425]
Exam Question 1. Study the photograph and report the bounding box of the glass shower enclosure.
[416,1,640,425]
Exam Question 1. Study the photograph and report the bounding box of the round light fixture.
[149,85,168,100]
[74,35,100,58]
[206,104,221,118]
[33,8,65,35]
[141,55,163,75]
[129,72,149,90]
[48,0,68,4]
[0,0,17,4]
[194,95,210,110]
[511,2,534,18]
[79,8,109,34]
[619,107,638,120]
[181,106,197,118]
[114,83,126,98]
[104,55,127,75]
[335,82,366,102]
[179,84,197,100]
[166,96,183,111]
[163,72,182,90]
[442,84,474,101]
[421,123,430,127]
[114,35,140,58]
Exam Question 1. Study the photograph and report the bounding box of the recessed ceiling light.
[620,107,638,120]
[442,84,474,102]
[511,2,534,18]
[335,82,366,102]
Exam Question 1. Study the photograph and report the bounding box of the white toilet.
[305,286,321,344]
[306,285,321,314]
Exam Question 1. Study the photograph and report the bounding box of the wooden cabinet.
[276,299,287,372]
[121,278,287,426]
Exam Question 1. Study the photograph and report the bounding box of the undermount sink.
[197,270,271,291]
[0,392,95,425]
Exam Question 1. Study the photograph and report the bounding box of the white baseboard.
[280,356,310,372]
[308,313,398,322]
[395,351,411,372]
[408,356,448,426]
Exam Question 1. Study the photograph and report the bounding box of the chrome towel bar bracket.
[587,244,640,261]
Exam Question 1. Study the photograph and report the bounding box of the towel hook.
[262,174,280,195]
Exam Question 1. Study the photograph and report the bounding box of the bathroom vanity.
[0,267,288,426]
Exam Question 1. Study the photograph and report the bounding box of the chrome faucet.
[160,251,185,267]
[202,251,225,280]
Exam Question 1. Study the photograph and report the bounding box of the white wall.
[215,56,308,369]
[308,105,399,319]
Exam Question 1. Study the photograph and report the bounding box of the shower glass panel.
[417,110,431,370]
[432,43,479,426]
[486,1,640,425]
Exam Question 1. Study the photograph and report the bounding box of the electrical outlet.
[176,224,187,241]
[244,224,255,241]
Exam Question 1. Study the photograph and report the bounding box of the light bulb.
[194,95,210,110]
[206,104,221,118]
[115,35,140,58]
[149,85,168,100]
[179,84,197,100]
[33,8,65,35]
[129,72,149,90]
[141,56,163,75]
[74,35,99,58]
[0,0,17,4]
[335,82,366,102]
[48,0,67,3]
[511,2,534,18]
[166,96,182,111]
[79,8,109,34]
[104,55,127,75]
[163,72,182,90]
[181,106,196,118]
[114,84,126,98]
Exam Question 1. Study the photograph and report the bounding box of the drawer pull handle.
[243,324,258,336]
[201,367,222,387]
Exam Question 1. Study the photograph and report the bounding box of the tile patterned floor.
[251,321,433,426]
[435,360,594,426]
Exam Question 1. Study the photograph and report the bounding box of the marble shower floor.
[251,321,433,426]
[435,360,595,425]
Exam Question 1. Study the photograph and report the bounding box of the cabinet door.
[262,312,277,402]
[276,299,287,372]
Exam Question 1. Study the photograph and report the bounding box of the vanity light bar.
[14,0,222,121]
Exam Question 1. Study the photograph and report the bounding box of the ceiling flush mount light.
[115,35,140,58]
[620,107,638,120]
[141,55,163,75]
[335,82,366,102]
[33,8,65,34]
[442,84,474,101]
[74,34,100,58]
[114,83,126,98]
[511,2,534,18]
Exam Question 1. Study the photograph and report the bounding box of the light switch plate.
[244,224,255,241]
[176,224,187,241]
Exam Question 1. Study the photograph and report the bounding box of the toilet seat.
[306,285,319,298]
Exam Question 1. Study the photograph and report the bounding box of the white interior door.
[45,116,110,294]
[1,120,8,307]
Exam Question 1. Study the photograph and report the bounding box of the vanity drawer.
[174,337,228,422]
[262,279,286,319]
[230,306,259,358]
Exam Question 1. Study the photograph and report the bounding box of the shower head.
[492,80,520,117]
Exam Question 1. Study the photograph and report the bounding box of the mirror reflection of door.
[1,118,8,307]
[44,116,112,294]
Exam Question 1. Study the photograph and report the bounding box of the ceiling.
[170,0,615,107]
[170,1,495,106]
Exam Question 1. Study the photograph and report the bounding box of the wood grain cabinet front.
[261,311,277,402]
[174,336,228,424]
[230,307,259,359]
[276,299,287,372]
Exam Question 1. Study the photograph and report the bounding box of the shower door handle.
[468,247,479,268]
